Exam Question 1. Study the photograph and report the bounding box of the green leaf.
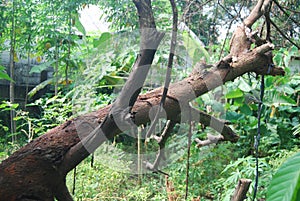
[266,151,300,201]
[238,78,252,92]
[93,32,111,48]
[277,85,295,95]
[225,111,244,122]
[210,100,225,113]
[265,76,276,88]
[225,89,243,99]
[30,61,54,74]
[289,46,299,56]
[182,27,210,64]
[0,101,19,111]
[102,75,124,85]
[0,71,12,81]
[240,104,252,116]
[74,12,86,35]
[0,66,12,81]
[28,79,53,97]
[274,52,284,66]
[293,124,300,136]
[277,95,297,105]
[233,97,244,106]
[267,93,297,107]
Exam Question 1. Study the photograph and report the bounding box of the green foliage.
[29,61,55,74]
[217,156,270,200]
[0,95,73,143]
[266,152,300,201]
[27,94,73,131]
[187,45,299,200]
[0,101,18,137]
[66,142,167,200]
[98,0,138,31]
[182,28,210,64]
[163,139,237,200]
[0,65,12,81]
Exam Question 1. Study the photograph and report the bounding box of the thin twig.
[273,0,300,26]
[273,0,300,14]
[217,0,235,19]
[195,134,224,147]
[144,120,176,173]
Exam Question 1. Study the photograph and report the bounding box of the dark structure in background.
[0,51,53,132]
[0,51,53,104]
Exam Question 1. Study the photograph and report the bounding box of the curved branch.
[244,0,272,28]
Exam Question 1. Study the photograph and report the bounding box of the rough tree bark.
[0,0,284,200]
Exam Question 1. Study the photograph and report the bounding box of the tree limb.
[144,120,177,172]
[190,106,238,142]
[244,0,272,28]
[60,0,165,174]
[231,179,252,201]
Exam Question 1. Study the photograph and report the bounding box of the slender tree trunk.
[51,1,59,96]
[66,6,72,87]
[9,0,16,141]
[25,22,32,108]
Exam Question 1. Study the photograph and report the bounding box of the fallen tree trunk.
[0,42,283,201]
[0,0,285,200]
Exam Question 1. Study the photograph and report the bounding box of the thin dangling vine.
[253,74,264,200]
[253,5,272,199]
[145,0,178,141]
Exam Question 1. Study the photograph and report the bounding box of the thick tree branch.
[0,34,284,200]
[230,0,272,61]
[60,0,165,174]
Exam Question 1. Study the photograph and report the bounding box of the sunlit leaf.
[93,32,111,48]
[74,12,86,35]
[30,61,54,74]
[36,56,42,63]
[277,95,297,106]
[28,79,53,97]
[103,75,124,85]
[225,89,243,99]
[238,78,252,92]
[13,52,19,62]
[181,24,210,64]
